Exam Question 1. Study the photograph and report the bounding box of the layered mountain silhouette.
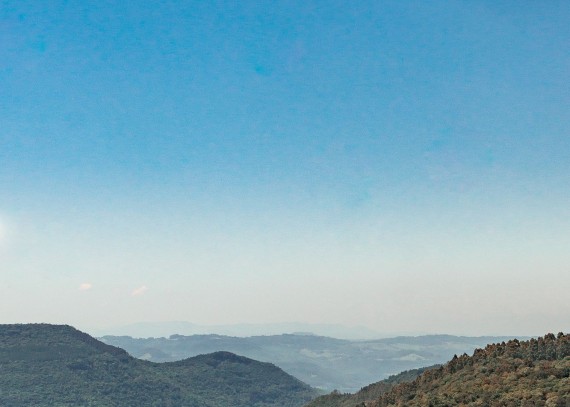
[305,333,570,407]
[3,324,568,407]
[100,333,521,392]
[0,324,319,407]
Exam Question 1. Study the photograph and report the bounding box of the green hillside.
[0,324,319,407]
[304,333,570,407]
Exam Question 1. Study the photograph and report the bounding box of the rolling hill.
[100,332,522,392]
[0,324,319,407]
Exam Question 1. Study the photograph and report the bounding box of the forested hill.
[305,366,438,407]
[0,324,319,407]
[306,333,570,407]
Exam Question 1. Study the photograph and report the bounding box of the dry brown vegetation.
[307,333,570,407]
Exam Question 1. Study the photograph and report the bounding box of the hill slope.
[100,333,520,392]
[305,366,438,407]
[305,333,570,407]
[0,324,319,407]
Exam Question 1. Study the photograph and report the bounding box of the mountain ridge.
[101,331,524,392]
[91,321,382,340]
[0,323,319,407]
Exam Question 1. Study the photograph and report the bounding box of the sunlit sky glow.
[1,1,569,337]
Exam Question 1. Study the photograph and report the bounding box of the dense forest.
[304,333,570,407]
[2,324,569,407]
[0,324,318,407]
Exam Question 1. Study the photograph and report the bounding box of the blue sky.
[1,1,569,336]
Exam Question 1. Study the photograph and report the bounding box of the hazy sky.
[1,1,569,337]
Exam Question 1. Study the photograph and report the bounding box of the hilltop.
[0,324,319,407]
[304,333,570,407]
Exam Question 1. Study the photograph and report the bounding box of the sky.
[1,0,569,337]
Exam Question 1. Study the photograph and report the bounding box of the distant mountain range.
[0,324,319,407]
[306,332,570,407]
[100,333,523,392]
[90,321,383,340]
